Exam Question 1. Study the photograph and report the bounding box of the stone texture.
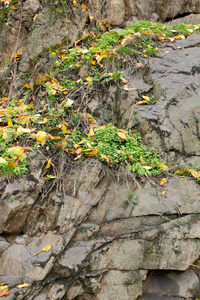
[1,4,200,299]
[110,0,125,26]
[0,231,64,282]
[91,0,200,25]
[139,269,200,299]
[0,178,40,234]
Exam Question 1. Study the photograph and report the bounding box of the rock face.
[0,2,200,300]
[0,155,200,299]
[94,33,200,166]
[92,0,200,25]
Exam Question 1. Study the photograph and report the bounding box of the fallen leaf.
[7,119,13,127]
[36,131,47,142]
[45,158,52,169]
[143,166,152,170]
[117,131,127,140]
[160,162,169,171]
[33,13,38,21]
[100,153,110,162]
[135,62,143,68]
[84,147,99,156]
[160,177,168,187]
[82,3,87,12]
[45,175,56,180]
[17,283,29,289]
[142,95,150,101]
[33,245,52,256]
[0,290,9,297]
[136,100,147,105]
[124,87,136,91]
[161,190,166,196]
[41,245,52,252]
[23,83,31,89]
[2,131,8,140]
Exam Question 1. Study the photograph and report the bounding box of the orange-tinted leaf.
[23,83,31,89]
[74,148,83,155]
[160,162,169,171]
[100,153,109,162]
[82,3,87,12]
[0,290,9,297]
[160,177,168,186]
[136,100,147,105]
[8,161,16,167]
[84,147,99,156]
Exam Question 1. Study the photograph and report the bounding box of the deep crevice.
[165,12,197,22]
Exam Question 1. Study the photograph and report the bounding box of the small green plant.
[125,192,138,204]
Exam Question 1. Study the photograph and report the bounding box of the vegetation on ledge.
[1,19,200,177]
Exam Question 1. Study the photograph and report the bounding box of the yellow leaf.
[33,13,38,21]
[33,245,52,256]
[45,158,52,169]
[86,76,93,82]
[160,162,169,171]
[142,95,150,101]
[174,170,184,175]
[143,166,152,170]
[82,3,87,12]
[17,283,29,289]
[36,131,47,142]
[7,119,13,127]
[46,175,56,180]
[100,153,110,162]
[2,131,8,140]
[0,157,7,165]
[136,100,147,105]
[0,285,8,292]
[117,131,127,140]
[61,120,69,127]
[73,0,77,6]
[160,177,168,186]
[161,191,166,196]
[74,148,83,155]
[121,76,128,84]
[41,245,52,252]
[124,87,136,91]
[23,147,33,152]
[84,147,99,156]
[190,169,200,178]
